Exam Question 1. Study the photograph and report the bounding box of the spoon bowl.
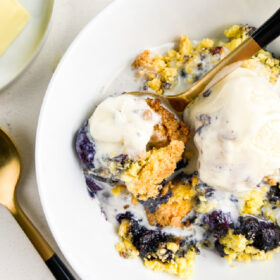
[0,128,20,212]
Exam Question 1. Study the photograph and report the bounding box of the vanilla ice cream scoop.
[185,68,280,193]
[89,95,160,160]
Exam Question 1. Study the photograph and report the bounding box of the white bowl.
[0,0,54,91]
[36,0,280,279]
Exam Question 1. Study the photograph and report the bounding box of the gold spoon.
[128,8,280,112]
[0,128,75,280]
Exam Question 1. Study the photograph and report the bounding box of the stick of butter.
[0,0,30,56]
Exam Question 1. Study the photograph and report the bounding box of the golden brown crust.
[132,50,151,69]
[120,100,189,200]
[146,181,195,228]
[146,99,189,148]
[122,140,184,200]
[149,123,169,147]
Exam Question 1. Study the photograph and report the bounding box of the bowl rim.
[35,0,122,277]
[35,0,280,278]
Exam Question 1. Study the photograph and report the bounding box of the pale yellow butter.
[0,0,30,56]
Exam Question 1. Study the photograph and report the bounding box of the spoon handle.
[12,203,76,280]
[252,8,280,48]
[46,254,76,280]
[205,8,280,88]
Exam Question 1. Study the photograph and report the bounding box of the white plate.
[0,0,53,90]
[36,0,280,279]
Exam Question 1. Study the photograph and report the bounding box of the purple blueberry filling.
[76,121,131,196]
[196,114,211,135]
[110,154,128,165]
[117,212,174,258]
[76,121,95,169]
[215,216,280,257]
[175,159,189,171]
[76,121,102,196]
[203,210,233,238]
[214,240,226,257]
[267,184,280,204]
[116,212,199,260]
[140,188,172,213]
[84,173,102,198]
[235,216,280,251]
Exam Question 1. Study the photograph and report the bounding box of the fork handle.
[252,8,280,48]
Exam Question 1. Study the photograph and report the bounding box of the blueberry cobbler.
[76,25,280,279]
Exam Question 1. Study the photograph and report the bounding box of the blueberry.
[140,188,172,213]
[235,216,280,251]
[75,121,95,169]
[110,154,128,166]
[197,63,203,70]
[194,74,202,82]
[196,114,211,135]
[180,69,187,78]
[137,231,164,257]
[230,195,238,203]
[235,216,260,240]
[175,159,188,171]
[203,211,233,238]
[90,174,110,183]
[267,184,280,204]
[204,186,214,198]
[162,82,171,89]
[173,171,190,182]
[195,180,214,198]
[128,219,173,258]
[116,211,134,223]
[214,240,226,257]
[254,222,280,251]
[116,212,174,257]
[84,174,102,197]
[183,210,198,226]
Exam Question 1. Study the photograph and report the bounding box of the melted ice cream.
[185,68,280,193]
[89,95,161,162]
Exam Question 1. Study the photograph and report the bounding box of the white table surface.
[0,0,112,279]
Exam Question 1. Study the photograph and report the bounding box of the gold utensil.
[127,8,280,112]
[0,128,75,280]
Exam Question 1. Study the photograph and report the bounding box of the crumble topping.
[132,24,280,95]
[121,140,184,200]
[217,229,280,263]
[239,188,267,216]
[146,181,195,228]
[144,248,196,279]
[147,98,189,148]
[115,217,197,279]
